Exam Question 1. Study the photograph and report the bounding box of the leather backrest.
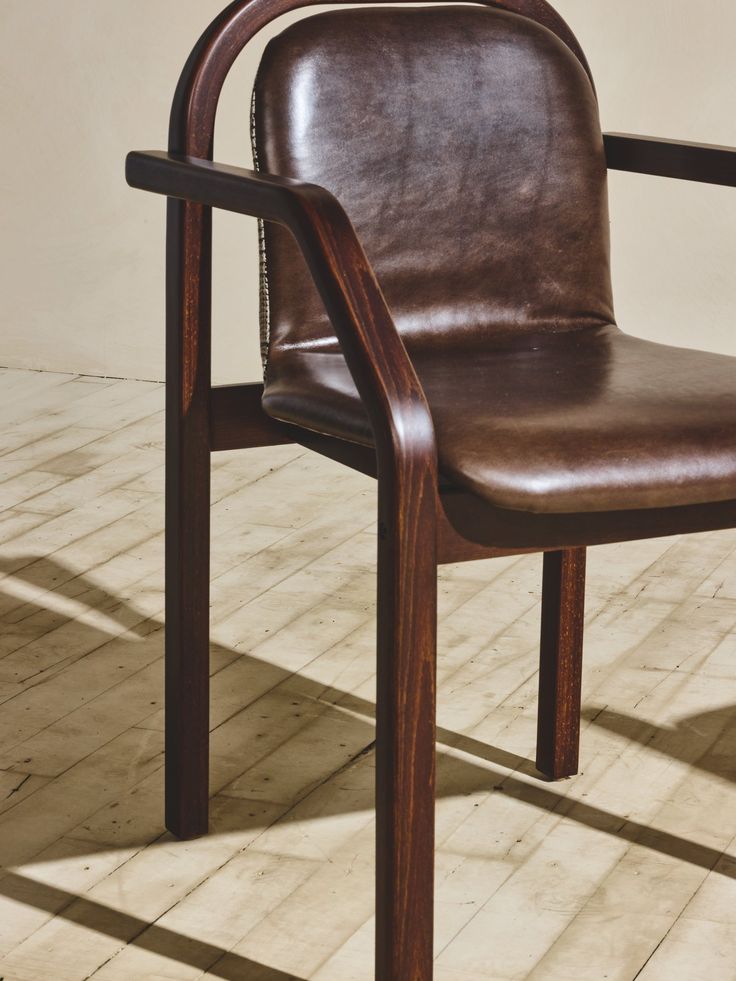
[252,5,614,374]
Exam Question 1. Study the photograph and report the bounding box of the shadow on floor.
[2,554,736,976]
[0,872,300,980]
[584,702,736,785]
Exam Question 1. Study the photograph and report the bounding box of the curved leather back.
[253,5,614,376]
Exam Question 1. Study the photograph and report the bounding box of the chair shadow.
[2,554,736,978]
[0,871,298,980]
[584,702,736,786]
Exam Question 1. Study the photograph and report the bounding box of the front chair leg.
[536,548,587,780]
[375,473,437,980]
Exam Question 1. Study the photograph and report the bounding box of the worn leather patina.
[252,5,736,514]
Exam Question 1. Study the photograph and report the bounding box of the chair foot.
[375,480,437,980]
[164,512,211,838]
[536,548,586,781]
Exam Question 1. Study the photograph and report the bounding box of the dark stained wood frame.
[536,548,587,778]
[604,133,736,188]
[126,2,736,977]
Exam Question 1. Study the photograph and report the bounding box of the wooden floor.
[1,367,736,980]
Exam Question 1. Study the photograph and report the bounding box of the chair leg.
[164,197,212,839]
[375,479,437,981]
[536,548,586,780]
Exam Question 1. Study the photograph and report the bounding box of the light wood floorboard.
[1,369,736,979]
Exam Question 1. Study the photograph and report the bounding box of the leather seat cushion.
[253,7,736,515]
[262,325,736,513]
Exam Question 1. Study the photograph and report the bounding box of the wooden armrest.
[604,133,736,187]
[128,151,338,224]
[126,151,437,474]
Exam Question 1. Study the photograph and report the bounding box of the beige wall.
[2,1,735,384]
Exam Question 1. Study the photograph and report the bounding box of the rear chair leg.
[165,197,212,839]
[536,548,586,780]
[375,474,437,980]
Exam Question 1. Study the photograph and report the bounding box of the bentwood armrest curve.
[126,151,438,473]
[604,133,736,187]
[127,150,335,223]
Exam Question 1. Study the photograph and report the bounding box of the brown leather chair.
[126,1,736,977]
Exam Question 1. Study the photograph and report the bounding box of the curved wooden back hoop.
[170,0,593,157]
